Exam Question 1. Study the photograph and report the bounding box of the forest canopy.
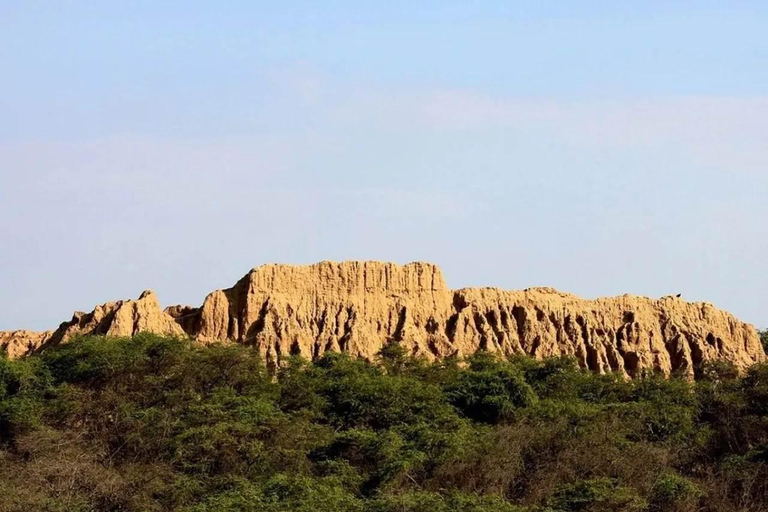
[1,334,768,512]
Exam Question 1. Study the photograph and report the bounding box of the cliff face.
[190,262,454,368]
[1,261,764,377]
[446,287,762,377]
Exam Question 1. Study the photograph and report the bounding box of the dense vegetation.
[1,334,768,512]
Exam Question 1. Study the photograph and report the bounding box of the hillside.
[2,334,768,511]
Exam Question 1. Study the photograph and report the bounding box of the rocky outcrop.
[1,330,53,360]
[1,261,764,377]
[55,290,183,340]
[2,290,186,358]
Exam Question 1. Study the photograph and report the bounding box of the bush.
[549,478,646,511]
[0,357,52,439]
[648,472,702,512]
[445,352,536,423]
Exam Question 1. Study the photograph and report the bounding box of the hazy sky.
[1,1,766,330]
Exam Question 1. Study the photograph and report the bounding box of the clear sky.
[1,1,766,330]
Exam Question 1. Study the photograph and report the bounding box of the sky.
[1,1,766,330]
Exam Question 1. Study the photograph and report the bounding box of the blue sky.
[1,1,766,330]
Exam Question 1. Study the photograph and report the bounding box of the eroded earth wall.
[2,261,764,377]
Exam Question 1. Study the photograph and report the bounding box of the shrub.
[445,352,537,423]
[548,478,646,511]
[648,472,703,512]
[0,357,51,439]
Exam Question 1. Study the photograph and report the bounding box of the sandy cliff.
[2,261,763,377]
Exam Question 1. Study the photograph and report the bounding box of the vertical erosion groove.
[393,307,407,342]
[512,306,527,351]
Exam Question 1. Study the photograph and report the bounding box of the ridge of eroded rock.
[1,261,764,377]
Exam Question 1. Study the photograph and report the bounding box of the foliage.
[1,334,768,511]
[548,477,646,511]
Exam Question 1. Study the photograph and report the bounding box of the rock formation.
[0,330,52,360]
[2,290,185,357]
[1,261,764,377]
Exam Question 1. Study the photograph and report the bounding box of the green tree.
[444,352,536,423]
